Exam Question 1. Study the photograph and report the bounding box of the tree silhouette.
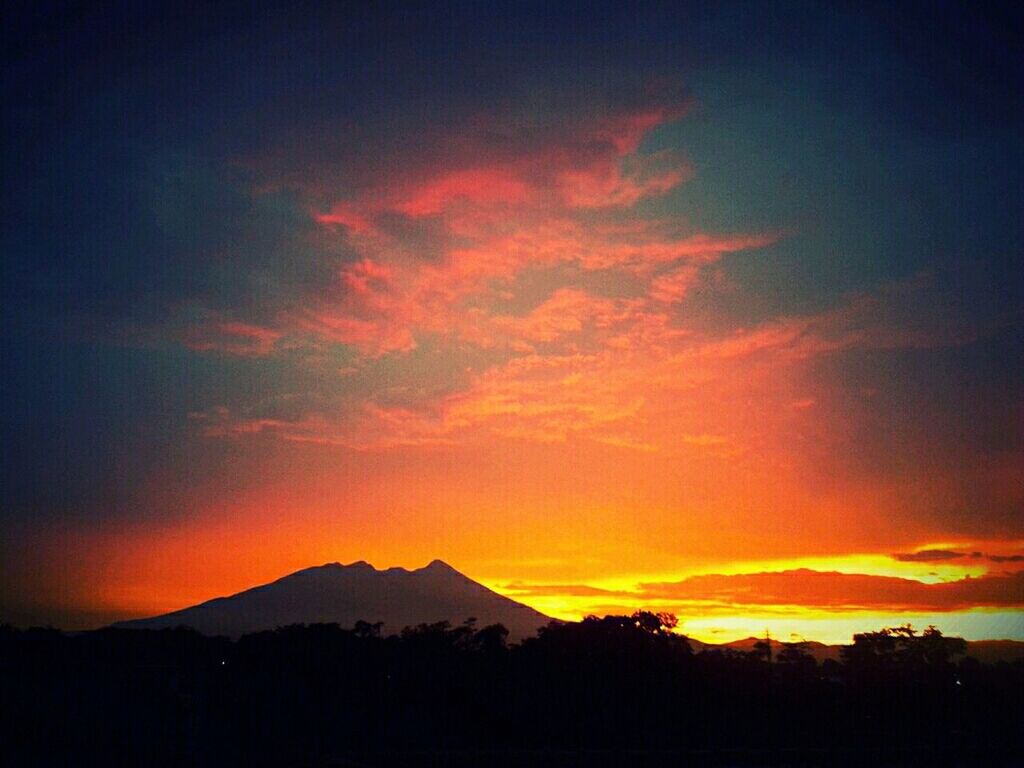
[0,619,1020,766]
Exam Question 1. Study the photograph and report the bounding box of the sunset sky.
[2,1,1022,644]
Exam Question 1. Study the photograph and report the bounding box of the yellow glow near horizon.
[480,550,1020,644]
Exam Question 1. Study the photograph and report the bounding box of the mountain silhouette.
[112,559,551,640]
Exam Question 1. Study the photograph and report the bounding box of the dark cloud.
[500,583,632,598]
[988,554,1024,564]
[893,550,1024,565]
[893,550,966,562]
[502,566,1024,614]
[638,569,1024,612]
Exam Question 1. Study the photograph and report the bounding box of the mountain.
[112,559,552,641]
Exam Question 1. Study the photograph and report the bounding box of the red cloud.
[314,95,692,228]
[285,95,779,366]
[649,264,700,303]
[290,258,419,356]
[484,289,620,346]
[392,168,533,217]
[194,90,985,467]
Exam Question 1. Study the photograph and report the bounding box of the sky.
[2,1,1022,644]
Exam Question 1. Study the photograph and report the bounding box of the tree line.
[1,613,1021,766]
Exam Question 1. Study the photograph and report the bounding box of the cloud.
[988,554,1024,563]
[500,582,632,598]
[649,264,701,303]
[192,270,988,457]
[288,258,419,357]
[176,90,779,435]
[893,549,1024,565]
[184,321,284,357]
[892,549,967,563]
[307,90,691,228]
[236,86,781,366]
[174,85,998,475]
[190,400,457,452]
[637,569,1024,612]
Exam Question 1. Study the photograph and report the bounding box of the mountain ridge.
[112,559,552,641]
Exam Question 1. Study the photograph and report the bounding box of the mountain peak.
[422,558,456,572]
[345,560,375,570]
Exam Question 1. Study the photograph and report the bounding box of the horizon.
[2,2,1022,647]
[24,556,1024,648]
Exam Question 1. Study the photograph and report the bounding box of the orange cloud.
[638,569,1024,612]
[649,264,700,303]
[392,168,534,217]
[290,258,419,356]
[314,96,690,228]
[193,263,983,460]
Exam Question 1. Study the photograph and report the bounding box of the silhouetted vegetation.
[1,614,1021,766]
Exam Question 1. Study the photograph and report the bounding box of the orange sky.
[3,10,1022,643]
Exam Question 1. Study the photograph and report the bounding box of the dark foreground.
[301,748,1024,768]
[2,615,1021,767]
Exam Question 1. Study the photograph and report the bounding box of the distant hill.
[962,639,1024,664]
[689,635,1024,664]
[112,559,551,641]
[720,636,842,663]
